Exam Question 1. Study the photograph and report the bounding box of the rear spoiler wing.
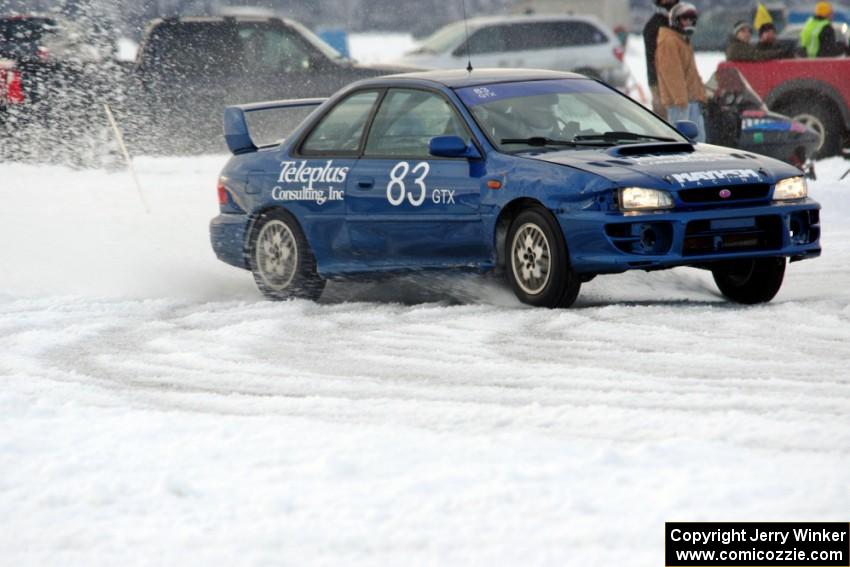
[223,98,326,155]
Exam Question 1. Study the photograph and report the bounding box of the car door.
[257,90,381,267]
[345,88,486,268]
[506,21,610,74]
[560,21,614,74]
[522,21,575,71]
[499,22,542,68]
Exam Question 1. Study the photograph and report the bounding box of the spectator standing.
[727,19,792,61]
[801,2,847,57]
[643,0,679,115]
[726,21,758,60]
[656,2,706,142]
[755,22,795,59]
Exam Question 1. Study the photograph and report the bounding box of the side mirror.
[675,120,700,143]
[429,135,480,159]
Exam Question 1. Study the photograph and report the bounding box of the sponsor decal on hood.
[671,169,761,186]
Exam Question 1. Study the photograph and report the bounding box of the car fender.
[222,150,350,278]
[482,154,614,264]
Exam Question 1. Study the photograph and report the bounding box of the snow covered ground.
[2,38,850,567]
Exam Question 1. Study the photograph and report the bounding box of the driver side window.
[364,89,467,157]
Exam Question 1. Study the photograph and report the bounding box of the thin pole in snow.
[103,103,149,213]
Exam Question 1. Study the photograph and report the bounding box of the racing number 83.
[387,161,430,207]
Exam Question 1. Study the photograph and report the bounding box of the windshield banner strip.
[455,79,611,107]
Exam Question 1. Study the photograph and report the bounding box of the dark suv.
[129,16,412,154]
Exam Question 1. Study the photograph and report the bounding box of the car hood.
[525,142,801,188]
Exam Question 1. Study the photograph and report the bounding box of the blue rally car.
[210,69,821,308]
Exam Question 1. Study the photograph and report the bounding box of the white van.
[397,14,629,89]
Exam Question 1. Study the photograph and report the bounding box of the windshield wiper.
[501,137,612,148]
[572,131,678,143]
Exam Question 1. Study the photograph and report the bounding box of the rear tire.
[711,257,786,304]
[248,209,325,301]
[506,208,581,308]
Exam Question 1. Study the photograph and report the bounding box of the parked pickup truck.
[719,58,850,158]
[127,16,413,154]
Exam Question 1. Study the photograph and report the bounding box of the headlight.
[618,187,674,211]
[773,176,808,200]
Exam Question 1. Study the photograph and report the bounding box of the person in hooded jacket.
[643,0,679,115]
[656,2,706,142]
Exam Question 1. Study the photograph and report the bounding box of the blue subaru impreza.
[210,69,820,307]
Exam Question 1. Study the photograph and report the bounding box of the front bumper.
[561,199,821,274]
[210,213,249,269]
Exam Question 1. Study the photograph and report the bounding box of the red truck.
[719,58,850,158]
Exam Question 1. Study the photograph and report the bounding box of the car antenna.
[460,0,473,73]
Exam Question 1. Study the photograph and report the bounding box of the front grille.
[683,215,783,256]
[678,184,770,204]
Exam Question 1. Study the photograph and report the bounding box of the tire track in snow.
[4,293,849,454]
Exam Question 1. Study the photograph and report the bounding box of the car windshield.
[456,79,686,153]
[411,21,468,54]
[287,19,346,61]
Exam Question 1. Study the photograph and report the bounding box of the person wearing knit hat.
[801,2,848,57]
[725,18,791,61]
[755,21,795,59]
[758,21,778,46]
[726,20,756,60]
[734,21,752,37]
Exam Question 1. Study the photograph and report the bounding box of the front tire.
[506,208,581,308]
[248,209,325,301]
[777,99,842,159]
[711,257,786,304]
